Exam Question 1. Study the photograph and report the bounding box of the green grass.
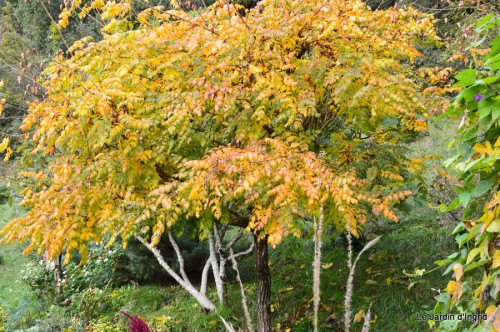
[264,209,455,331]
[0,204,30,310]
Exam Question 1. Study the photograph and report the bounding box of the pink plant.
[121,311,157,332]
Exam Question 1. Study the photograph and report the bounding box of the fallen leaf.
[322,263,333,269]
[354,309,365,323]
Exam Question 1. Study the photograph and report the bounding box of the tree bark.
[254,233,271,332]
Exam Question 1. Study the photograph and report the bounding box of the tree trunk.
[254,233,271,332]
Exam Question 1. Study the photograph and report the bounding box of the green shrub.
[5,294,45,331]
[88,316,124,332]
[433,14,500,331]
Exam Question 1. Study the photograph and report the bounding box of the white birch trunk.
[344,225,380,332]
[313,205,324,332]
[208,229,225,305]
[200,259,211,296]
[229,247,254,332]
[136,236,216,311]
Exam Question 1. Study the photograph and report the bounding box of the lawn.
[0,204,30,310]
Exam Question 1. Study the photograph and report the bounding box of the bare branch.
[214,223,223,250]
[362,303,373,332]
[229,246,254,332]
[136,235,217,311]
[227,242,254,261]
[226,228,244,249]
[167,232,191,283]
[344,224,381,331]
[35,0,70,51]
[220,316,236,332]
[313,205,324,332]
[344,225,354,332]
[353,236,381,268]
[200,258,211,295]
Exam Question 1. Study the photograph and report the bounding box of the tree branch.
[229,246,254,332]
[226,229,244,249]
[136,235,217,311]
[200,258,211,295]
[167,232,191,284]
[227,242,254,261]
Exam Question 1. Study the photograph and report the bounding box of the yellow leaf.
[446,280,460,295]
[3,147,12,162]
[453,263,464,282]
[493,250,500,269]
[486,305,497,316]
[0,137,9,152]
[322,263,333,269]
[354,309,365,323]
[474,142,493,156]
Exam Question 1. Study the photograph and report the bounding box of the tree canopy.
[0,0,439,262]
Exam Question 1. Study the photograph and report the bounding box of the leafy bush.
[88,316,124,332]
[20,260,56,300]
[64,243,130,291]
[5,295,45,331]
[30,311,85,332]
[433,14,500,331]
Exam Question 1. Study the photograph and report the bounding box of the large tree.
[0,0,438,330]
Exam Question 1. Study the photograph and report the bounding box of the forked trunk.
[254,233,271,332]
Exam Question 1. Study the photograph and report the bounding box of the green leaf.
[440,197,460,212]
[478,97,500,119]
[455,85,484,104]
[395,201,411,214]
[459,190,472,207]
[455,232,470,247]
[493,106,500,120]
[473,179,493,197]
[452,222,467,235]
[464,258,488,272]
[466,247,482,264]
[453,69,476,88]
[476,14,494,30]
[479,76,499,84]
